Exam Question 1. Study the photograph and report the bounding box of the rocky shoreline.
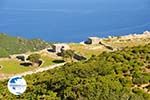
[106,31,150,41]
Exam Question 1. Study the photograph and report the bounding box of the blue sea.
[0,0,150,42]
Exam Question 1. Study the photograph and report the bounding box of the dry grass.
[69,43,109,58]
[103,38,150,48]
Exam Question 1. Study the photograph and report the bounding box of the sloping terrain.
[0,33,50,57]
[0,44,149,100]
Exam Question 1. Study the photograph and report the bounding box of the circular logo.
[7,76,27,95]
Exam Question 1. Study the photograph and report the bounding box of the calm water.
[0,0,150,42]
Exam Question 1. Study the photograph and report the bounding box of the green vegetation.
[0,55,56,74]
[0,43,150,99]
[40,55,55,67]
[61,50,75,62]
[27,53,41,63]
[0,33,50,57]
[0,59,34,74]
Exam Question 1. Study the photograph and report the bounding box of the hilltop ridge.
[0,33,50,57]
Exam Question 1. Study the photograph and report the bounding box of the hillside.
[0,33,50,57]
[0,43,149,100]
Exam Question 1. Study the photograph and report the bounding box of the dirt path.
[0,63,66,80]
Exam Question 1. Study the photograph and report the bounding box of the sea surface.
[0,0,150,42]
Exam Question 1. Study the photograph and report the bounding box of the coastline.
[1,30,149,43]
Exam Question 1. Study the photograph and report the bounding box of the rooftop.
[88,37,100,40]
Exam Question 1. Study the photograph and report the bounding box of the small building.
[85,37,101,44]
[16,54,28,62]
[143,31,150,35]
[10,54,28,62]
[74,54,87,61]
[52,43,70,53]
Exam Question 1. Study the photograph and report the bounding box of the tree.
[61,50,75,62]
[27,53,41,66]
[0,44,150,99]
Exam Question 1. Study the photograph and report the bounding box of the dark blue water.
[0,0,150,42]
